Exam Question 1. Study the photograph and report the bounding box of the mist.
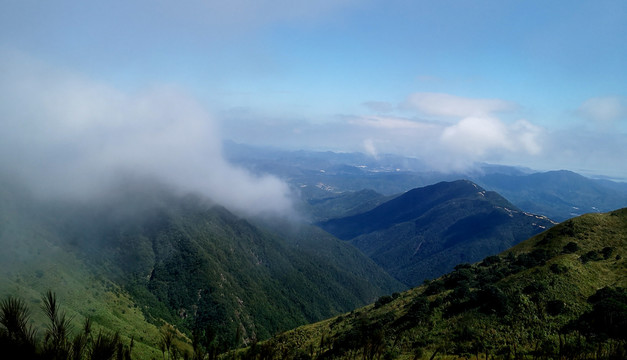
[0,51,294,216]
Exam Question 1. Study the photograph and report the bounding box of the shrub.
[477,285,511,316]
[580,251,602,264]
[550,263,568,274]
[546,300,566,316]
[374,295,393,309]
[562,242,579,254]
[601,247,615,259]
[523,281,548,295]
[480,255,501,267]
[424,280,445,295]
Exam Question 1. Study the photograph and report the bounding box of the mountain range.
[238,208,627,359]
[2,143,626,358]
[0,176,403,356]
[224,142,627,222]
[318,180,555,286]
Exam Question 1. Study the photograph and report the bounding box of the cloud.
[440,117,511,156]
[219,90,545,173]
[363,139,378,158]
[403,92,517,118]
[348,116,435,130]
[577,96,626,124]
[0,51,293,216]
[440,117,542,157]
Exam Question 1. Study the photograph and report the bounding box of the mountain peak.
[319,180,506,240]
[318,180,554,285]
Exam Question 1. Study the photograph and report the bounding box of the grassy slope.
[1,178,403,355]
[0,184,164,358]
[239,208,626,359]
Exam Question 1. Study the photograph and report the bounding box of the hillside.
[0,177,403,355]
[300,189,393,223]
[318,180,555,286]
[476,170,627,221]
[236,208,627,360]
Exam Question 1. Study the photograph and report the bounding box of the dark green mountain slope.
[301,189,393,222]
[239,208,627,360]
[318,180,555,286]
[0,177,403,354]
[476,170,627,221]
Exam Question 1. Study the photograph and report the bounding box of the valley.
[1,149,626,359]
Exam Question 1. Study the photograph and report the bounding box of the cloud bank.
[0,51,293,216]
[577,96,626,125]
[403,92,517,118]
[222,92,544,172]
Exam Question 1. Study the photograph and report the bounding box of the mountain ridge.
[318,180,556,286]
[235,208,627,360]
[0,177,404,353]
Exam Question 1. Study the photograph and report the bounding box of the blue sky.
[1,0,626,186]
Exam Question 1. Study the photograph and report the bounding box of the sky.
[1,1,626,212]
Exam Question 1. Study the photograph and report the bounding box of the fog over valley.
[0,51,294,216]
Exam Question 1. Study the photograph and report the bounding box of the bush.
[562,242,579,254]
[580,251,602,264]
[374,295,393,309]
[478,285,511,316]
[523,281,548,295]
[404,296,431,326]
[546,300,566,316]
[550,263,568,274]
[480,255,501,267]
[424,280,445,295]
[601,247,615,259]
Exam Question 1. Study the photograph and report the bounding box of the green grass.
[0,194,166,358]
[232,208,627,359]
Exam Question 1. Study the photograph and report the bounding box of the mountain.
[300,189,394,223]
[318,180,556,286]
[224,143,627,222]
[0,177,404,355]
[239,208,627,360]
[476,170,627,222]
[223,141,465,197]
[0,178,166,358]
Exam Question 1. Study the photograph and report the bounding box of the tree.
[41,290,74,359]
[0,296,38,357]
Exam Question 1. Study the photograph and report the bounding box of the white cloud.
[404,92,516,118]
[348,116,435,130]
[440,116,511,156]
[0,51,293,216]
[577,96,626,124]
[363,139,378,158]
[440,116,542,158]
[511,119,543,155]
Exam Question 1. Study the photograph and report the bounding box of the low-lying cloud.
[403,92,517,118]
[0,51,293,216]
[221,92,545,173]
[577,96,626,125]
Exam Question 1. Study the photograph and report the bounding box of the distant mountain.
[476,170,627,221]
[244,208,627,360]
[223,141,465,196]
[0,177,403,354]
[224,143,627,222]
[318,180,555,286]
[299,189,394,222]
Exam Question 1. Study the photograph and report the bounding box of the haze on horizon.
[1,1,626,214]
